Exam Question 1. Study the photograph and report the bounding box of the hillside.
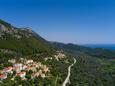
[52,42,115,59]
[0,19,54,55]
[52,42,115,86]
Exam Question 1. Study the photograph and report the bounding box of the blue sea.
[84,44,115,50]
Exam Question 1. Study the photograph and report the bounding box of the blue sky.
[0,0,115,44]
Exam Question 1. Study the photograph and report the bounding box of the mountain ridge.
[0,19,54,55]
[52,42,115,59]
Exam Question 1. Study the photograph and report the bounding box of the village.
[0,58,50,81]
[0,51,66,84]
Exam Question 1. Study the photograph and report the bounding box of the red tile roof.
[17,72,26,77]
[0,74,7,79]
[3,66,13,71]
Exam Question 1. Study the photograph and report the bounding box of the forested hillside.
[52,42,115,86]
[0,19,54,55]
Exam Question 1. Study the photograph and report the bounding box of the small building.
[26,60,33,64]
[25,67,31,71]
[41,74,46,78]
[0,74,7,80]
[38,70,42,75]
[31,72,40,78]
[13,63,23,71]
[14,63,22,67]
[35,72,40,77]
[8,59,16,64]
[3,66,13,73]
[17,72,26,78]
[22,65,27,70]
[13,66,20,73]
[32,64,38,68]
[30,67,37,72]
[37,62,42,67]
[43,68,49,73]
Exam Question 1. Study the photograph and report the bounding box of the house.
[41,74,46,78]
[43,68,49,73]
[38,70,42,75]
[31,73,35,78]
[31,72,40,78]
[22,65,27,70]
[14,63,22,68]
[0,74,7,80]
[11,77,15,81]
[25,67,31,71]
[37,62,42,67]
[3,66,13,73]
[13,66,20,73]
[32,64,38,68]
[26,60,33,64]
[20,58,24,61]
[17,72,26,78]
[13,63,23,71]
[44,58,48,61]
[30,67,37,72]
[20,58,24,62]
[41,65,46,69]
[54,55,59,61]
[35,72,40,77]
[8,59,16,64]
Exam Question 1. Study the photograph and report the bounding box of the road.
[62,58,76,86]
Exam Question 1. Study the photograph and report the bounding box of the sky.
[0,0,115,44]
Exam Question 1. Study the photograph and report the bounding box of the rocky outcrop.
[0,23,8,32]
[0,20,34,39]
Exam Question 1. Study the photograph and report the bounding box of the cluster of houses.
[0,58,50,81]
[43,51,66,62]
[54,51,66,61]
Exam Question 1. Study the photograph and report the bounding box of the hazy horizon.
[0,0,115,44]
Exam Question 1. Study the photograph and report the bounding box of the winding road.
[62,58,76,86]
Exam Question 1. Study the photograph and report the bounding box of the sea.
[84,44,115,51]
